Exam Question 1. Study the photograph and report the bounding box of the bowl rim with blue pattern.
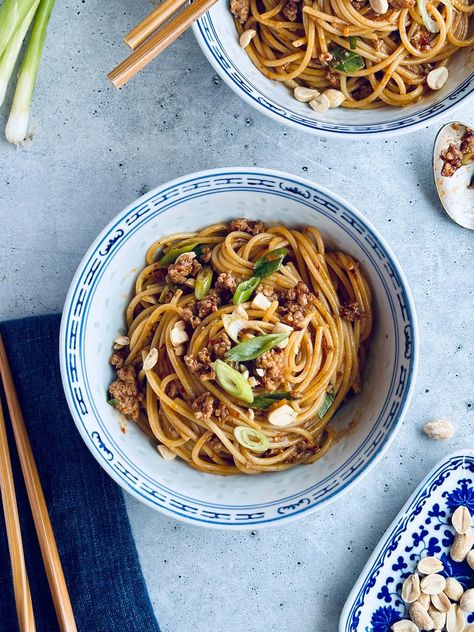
[339,449,474,631]
[192,6,474,139]
[59,167,418,529]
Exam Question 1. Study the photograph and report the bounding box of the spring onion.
[226,332,289,362]
[233,276,260,305]
[108,398,120,408]
[251,392,293,410]
[157,242,200,266]
[416,0,439,33]
[159,284,175,303]
[5,0,56,145]
[0,0,39,59]
[234,426,269,453]
[317,393,335,418]
[254,247,288,278]
[461,152,474,166]
[349,36,358,50]
[213,360,254,403]
[195,266,213,300]
[0,0,39,108]
[329,47,365,73]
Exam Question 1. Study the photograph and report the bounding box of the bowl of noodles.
[192,0,473,137]
[60,167,418,528]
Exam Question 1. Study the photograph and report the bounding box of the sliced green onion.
[5,0,56,145]
[0,0,39,59]
[317,393,335,418]
[213,360,254,403]
[251,392,293,410]
[349,35,357,50]
[461,152,474,166]
[226,333,289,362]
[108,398,120,408]
[233,276,260,305]
[416,0,439,33]
[329,47,365,73]
[159,284,175,303]
[157,241,200,266]
[234,426,269,453]
[195,266,213,300]
[0,0,40,108]
[253,247,288,278]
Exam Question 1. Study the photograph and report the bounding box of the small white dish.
[193,4,474,138]
[340,450,474,631]
[60,167,418,529]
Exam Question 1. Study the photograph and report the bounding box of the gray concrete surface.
[0,1,473,630]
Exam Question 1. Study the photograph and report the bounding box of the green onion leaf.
[195,266,213,300]
[317,393,335,418]
[461,152,474,166]
[253,247,288,278]
[226,333,289,362]
[159,284,175,303]
[157,242,200,266]
[329,47,365,73]
[251,392,293,409]
[108,398,120,408]
[349,35,357,50]
[213,360,254,403]
[416,0,439,33]
[234,426,269,453]
[0,0,39,59]
[233,276,260,305]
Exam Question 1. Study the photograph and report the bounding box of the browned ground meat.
[230,0,250,22]
[283,0,299,20]
[325,70,340,87]
[180,303,202,329]
[166,254,201,284]
[286,442,318,464]
[280,304,306,329]
[340,301,365,322]
[411,26,431,51]
[192,393,215,422]
[227,218,266,235]
[352,0,366,8]
[153,268,166,283]
[185,348,216,381]
[441,143,464,177]
[215,401,230,422]
[278,282,317,330]
[389,0,415,7]
[165,380,185,399]
[255,348,285,391]
[352,82,372,101]
[109,367,141,421]
[259,284,280,302]
[460,128,474,154]
[208,331,232,359]
[109,351,125,368]
[199,247,212,264]
[197,289,222,318]
[160,285,176,304]
[215,272,240,297]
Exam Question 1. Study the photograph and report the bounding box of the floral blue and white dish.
[193,6,473,139]
[340,450,474,631]
[59,167,417,529]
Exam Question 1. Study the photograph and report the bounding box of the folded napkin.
[0,315,160,632]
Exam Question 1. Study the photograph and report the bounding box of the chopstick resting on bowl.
[0,334,77,632]
[108,0,218,88]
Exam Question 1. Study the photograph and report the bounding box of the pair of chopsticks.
[0,334,77,632]
[108,0,218,89]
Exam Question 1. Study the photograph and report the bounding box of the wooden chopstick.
[108,0,218,88]
[0,397,36,632]
[124,0,189,50]
[0,334,77,632]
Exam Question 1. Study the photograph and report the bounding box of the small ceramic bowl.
[340,450,474,631]
[60,167,418,529]
[193,5,474,138]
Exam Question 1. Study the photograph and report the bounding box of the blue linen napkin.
[0,314,160,632]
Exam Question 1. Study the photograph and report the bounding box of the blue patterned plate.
[340,450,474,631]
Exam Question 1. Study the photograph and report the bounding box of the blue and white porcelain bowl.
[60,167,418,529]
[340,450,474,632]
[193,7,474,138]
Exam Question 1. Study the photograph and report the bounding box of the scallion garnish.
[195,266,213,300]
[251,392,293,410]
[349,36,358,50]
[108,398,120,408]
[317,393,335,418]
[157,242,200,266]
[233,276,260,305]
[226,332,289,362]
[234,426,269,453]
[253,247,288,279]
[329,47,365,73]
[213,360,254,403]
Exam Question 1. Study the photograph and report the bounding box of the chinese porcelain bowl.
[193,6,474,138]
[60,167,418,529]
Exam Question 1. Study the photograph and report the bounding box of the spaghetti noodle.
[108,219,373,475]
[231,0,473,108]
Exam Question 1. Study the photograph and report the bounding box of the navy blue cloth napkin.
[0,314,160,632]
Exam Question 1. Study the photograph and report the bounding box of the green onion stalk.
[5,0,55,145]
[0,0,40,107]
[0,0,39,58]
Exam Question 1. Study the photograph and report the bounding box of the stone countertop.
[0,1,473,630]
